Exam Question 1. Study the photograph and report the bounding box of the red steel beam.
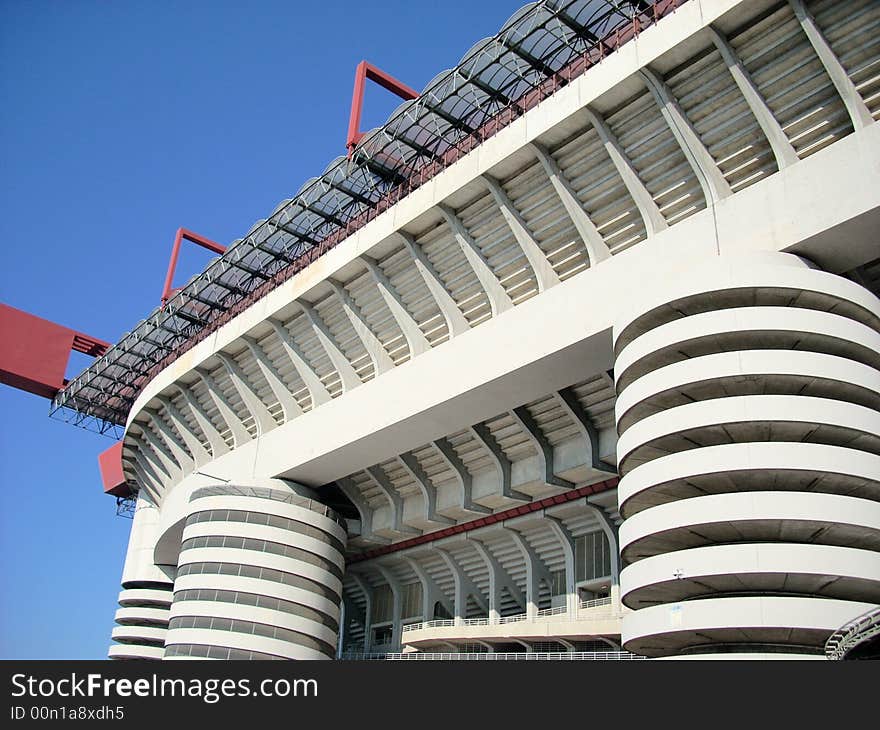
[160,227,227,306]
[348,477,619,564]
[346,60,419,155]
[0,303,110,399]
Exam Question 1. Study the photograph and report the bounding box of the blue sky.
[0,0,520,659]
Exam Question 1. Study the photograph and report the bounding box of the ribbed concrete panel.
[614,252,880,658]
[163,483,346,660]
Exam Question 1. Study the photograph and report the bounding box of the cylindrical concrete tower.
[614,253,880,658]
[163,482,347,660]
[108,495,175,660]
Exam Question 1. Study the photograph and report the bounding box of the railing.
[402,597,615,633]
[825,606,880,660]
[341,651,643,661]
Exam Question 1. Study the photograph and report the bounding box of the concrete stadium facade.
[106,0,880,660]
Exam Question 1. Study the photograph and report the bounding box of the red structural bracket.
[348,478,619,564]
[99,441,130,497]
[346,60,419,155]
[0,303,110,399]
[160,227,227,306]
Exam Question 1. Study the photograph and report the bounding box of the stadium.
[10,0,879,660]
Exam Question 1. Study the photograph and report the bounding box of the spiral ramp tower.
[163,482,347,660]
[108,497,175,659]
[614,253,880,658]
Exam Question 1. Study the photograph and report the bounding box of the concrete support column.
[164,480,347,660]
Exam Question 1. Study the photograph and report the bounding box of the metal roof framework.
[52,0,684,434]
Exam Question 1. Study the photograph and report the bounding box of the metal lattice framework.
[52,0,684,432]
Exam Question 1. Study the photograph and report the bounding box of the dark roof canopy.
[52,0,671,433]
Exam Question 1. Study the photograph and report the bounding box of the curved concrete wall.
[163,483,347,660]
[108,495,174,660]
[614,253,880,658]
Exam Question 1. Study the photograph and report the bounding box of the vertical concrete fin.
[581,107,668,235]
[438,204,513,316]
[708,25,799,169]
[362,256,431,358]
[640,66,733,203]
[173,384,229,458]
[788,0,873,130]
[544,515,578,614]
[481,174,561,292]
[266,318,332,408]
[214,351,277,435]
[399,232,471,337]
[470,538,526,618]
[505,528,551,618]
[529,141,612,266]
[328,279,395,375]
[194,369,252,447]
[241,335,303,422]
[299,302,362,393]
[403,556,452,620]
[436,547,488,622]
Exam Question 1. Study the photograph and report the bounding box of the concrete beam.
[194,369,251,447]
[544,515,578,614]
[481,174,561,292]
[398,232,470,338]
[469,538,525,621]
[396,453,455,526]
[214,351,277,435]
[438,204,513,317]
[788,0,873,130]
[172,384,229,459]
[364,466,421,537]
[505,529,552,619]
[467,423,529,502]
[266,318,331,408]
[582,106,668,236]
[436,548,488,623]
[348,574,373,653]
[529,141,611,266]
[708,25,799,170]
[433,437,491,515]
[241,335,303,422]
[327,279,395,376]
[375,565,403,649]
[555,387,615,473]
[403,556,452,621]
[134,425,183,483]
[362,256,431,358]
[155,395,211,467]
[142,409,194,475]
[299,302,362,393]
[640,66,733,203]
[336,476,389,546]
[510,406,574,489]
